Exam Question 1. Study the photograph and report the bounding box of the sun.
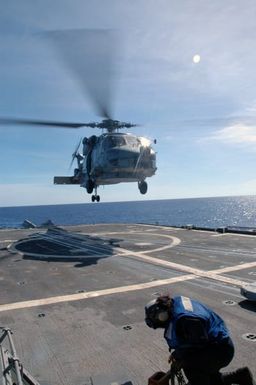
[193,54,201,64]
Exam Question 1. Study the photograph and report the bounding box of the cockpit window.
[103,135,127,148]
[125,136,140,147]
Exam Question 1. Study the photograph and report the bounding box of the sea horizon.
[1,193,255,209]
[1,195,256,230]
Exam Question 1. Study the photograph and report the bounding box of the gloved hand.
[168,353,174,364]
[168,350,178,363]
[168,351,183,372]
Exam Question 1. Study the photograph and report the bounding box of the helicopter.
[1,116,157,202]
[65,119,157,202]
[0,29,157,202]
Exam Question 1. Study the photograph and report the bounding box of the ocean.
[1,195,256,229]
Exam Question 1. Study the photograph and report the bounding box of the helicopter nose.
[108,149,138,166]
[108,148,137,158]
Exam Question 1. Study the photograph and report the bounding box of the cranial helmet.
[145,296,171,329]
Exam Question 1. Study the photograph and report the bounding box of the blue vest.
[164,296,230,349]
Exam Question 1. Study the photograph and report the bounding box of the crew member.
[145,294,255,385]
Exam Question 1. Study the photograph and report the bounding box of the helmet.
[145,297,171,329]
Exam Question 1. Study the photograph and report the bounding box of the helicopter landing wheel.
[138,181,148,194]
[91,185,100,203]
[91,194,100,203]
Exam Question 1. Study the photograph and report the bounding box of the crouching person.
[145,294,254,385]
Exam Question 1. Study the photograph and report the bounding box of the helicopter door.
[84,135,97,176]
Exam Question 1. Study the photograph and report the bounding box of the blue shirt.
[164,296,230,350]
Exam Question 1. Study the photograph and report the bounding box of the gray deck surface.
[0,223,256,385]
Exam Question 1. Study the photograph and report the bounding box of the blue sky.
[1,0,256,206]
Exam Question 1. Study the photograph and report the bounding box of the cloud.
[202,123,256,147]
[245,100,256,114]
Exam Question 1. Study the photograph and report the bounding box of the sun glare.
[193,54,201,63]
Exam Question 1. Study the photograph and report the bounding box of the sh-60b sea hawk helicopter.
[0,29,157,202]
[56,118,157,202]
[0,116,157,203]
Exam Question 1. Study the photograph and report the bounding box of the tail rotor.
[69,138,82,170]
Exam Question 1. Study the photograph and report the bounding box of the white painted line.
[116,247,256,287]
[1,240,17,243]
[98,232,181,254]
[211,234,224,237]
[0,253,254,313]
[1,228,255,313]
[0,274,196,312]
[210,261,256,274]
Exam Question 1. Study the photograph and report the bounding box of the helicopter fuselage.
[54,131,157,202]
[80,132,156,186]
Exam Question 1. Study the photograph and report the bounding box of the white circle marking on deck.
[1,227,256,312]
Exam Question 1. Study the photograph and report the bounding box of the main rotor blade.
[46,29,120,120]
[0,117,94,128]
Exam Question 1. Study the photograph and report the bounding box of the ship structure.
[0,223,256,384]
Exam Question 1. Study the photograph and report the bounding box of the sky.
[1,0,256,206]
